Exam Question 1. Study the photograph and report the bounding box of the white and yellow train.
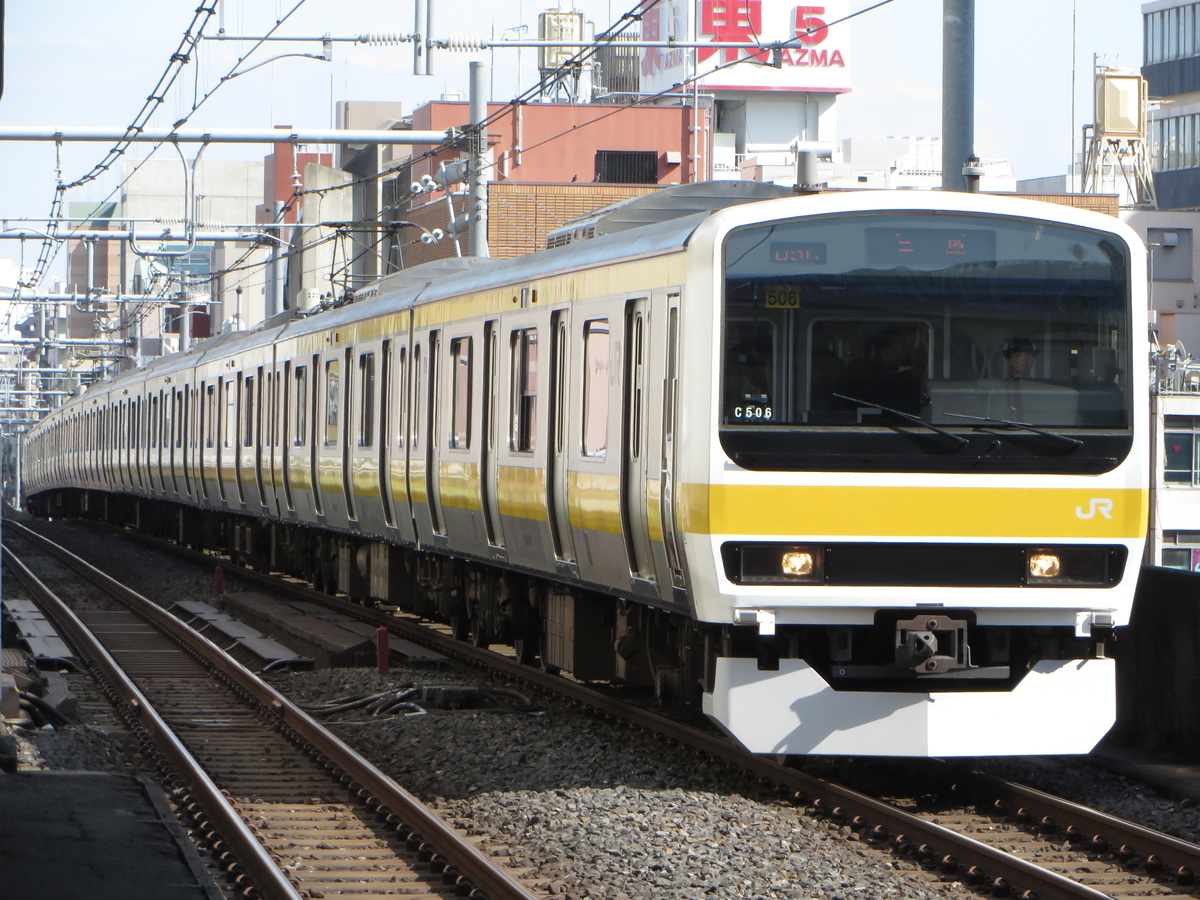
[23,187,1149,756]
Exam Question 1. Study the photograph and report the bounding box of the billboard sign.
[639,0,851,95]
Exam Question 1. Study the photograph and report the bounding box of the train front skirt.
[703,657,1114,757]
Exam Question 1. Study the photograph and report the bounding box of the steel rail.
[2,544,304,900]
[87,521,1161,899]
[7,520,539,900]
[948,766,1200,882]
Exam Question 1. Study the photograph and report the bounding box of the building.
[399,99,700,264]
[1143,0,1200,209]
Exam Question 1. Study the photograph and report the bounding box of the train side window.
[411,345,421,451]
[358,352,376,448]
[582,320,609,459]
[294,366,307,446]
[243,376,255,447]
[324,359,340,447]
[176,391,185,448]
[224,378,235,448]
[205,385,215,447]
[397,347,407,448]
[510,328,537,452]
[150,395,159,448]
[450,337,471,449]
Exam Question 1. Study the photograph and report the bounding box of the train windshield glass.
[720,211,1133,473]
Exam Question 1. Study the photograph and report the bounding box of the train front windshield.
[720,211,1133,473]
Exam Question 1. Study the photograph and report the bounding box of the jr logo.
[1075,498,1114,520]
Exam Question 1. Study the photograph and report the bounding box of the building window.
[1151,113,1200,172]
[594,149,658,184]
[1164,415,1200,485]
[1162,530,1200,570]
[1145,4,1200,64]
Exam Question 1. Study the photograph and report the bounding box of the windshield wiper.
[833,393,969,449]
[942,412,1083,450]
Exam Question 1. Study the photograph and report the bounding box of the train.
[21,185,1149,757]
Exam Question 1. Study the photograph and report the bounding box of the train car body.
[24,188,1149,757]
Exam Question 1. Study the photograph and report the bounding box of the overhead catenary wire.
[17,0,314,293]
[15,0,898,344]
[294,0,896,263]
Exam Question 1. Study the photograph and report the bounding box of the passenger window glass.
[294,366,307,446]
[451,337,472,449]
[325,360,340,446]
[510,328,537,452]
[582,320,609,458]
[359,353,376,448]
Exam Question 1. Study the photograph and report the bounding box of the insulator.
[443,34,488,51]
[362,31,410,46]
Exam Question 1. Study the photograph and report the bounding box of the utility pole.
[941,0,975,192]
[468,61,490,258]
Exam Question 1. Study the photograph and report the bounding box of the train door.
[426,331,445,535]
[391,341,418,544]
[340,348,357,522]
[312,354,325,518]
[405,342,422,536]
[350,345,382,529]
[174,388,184,496]
[222,377,235,504]
[230,374,244,508]
[480,321,504,548]
[133,398,143,491]
[164,391,172,496]
[621,299,654,582]
[199,382,211,502]
[181,388,193,501]
[149,393,160,493]
[379,340,394,528]
[658,299,685,590]
[548,310,575,563]
[263,367,277,515]
[254,366,267,509]
[281,361,294,512]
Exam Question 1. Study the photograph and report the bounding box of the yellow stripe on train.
[679,485,1148,539]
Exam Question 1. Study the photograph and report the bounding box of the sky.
[0,0,1146,281]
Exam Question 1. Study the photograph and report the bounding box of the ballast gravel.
[264,667,968,900]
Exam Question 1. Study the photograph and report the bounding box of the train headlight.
[1028,553,1062,579]
[1024,547,1116,586]
[781,550,815,577]
[724,543,823,584]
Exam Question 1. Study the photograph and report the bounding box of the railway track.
[20,517,1200,900]
[3,520,540,900]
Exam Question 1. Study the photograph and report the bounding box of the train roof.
[63,205,716,407]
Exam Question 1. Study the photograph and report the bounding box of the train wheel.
[513,633,538,666]
[470,618,492,649]
[449,609,470,641]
